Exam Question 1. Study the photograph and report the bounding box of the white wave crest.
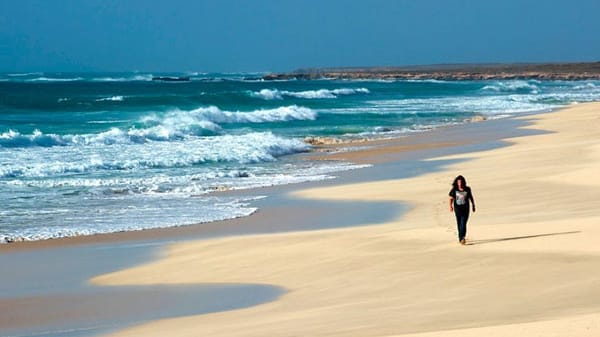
[254,89,284,100]
[252,88,370,100]
[27,77,84,82]
[142,105,317,131]
[573,82,600,90]
[7,72,43,77]
[481,81,540,93]
[0,129,70,147]
[135,105,316,141]
[96,96,125,102]
[91,74,153,82]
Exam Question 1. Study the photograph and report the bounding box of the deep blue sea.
[1,72,599,242]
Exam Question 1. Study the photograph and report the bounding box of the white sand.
[93,102,600,337]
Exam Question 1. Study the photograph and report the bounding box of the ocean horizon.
[1,72,599,242]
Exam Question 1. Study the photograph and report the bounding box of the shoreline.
[0,109,538,253]
[91,102,600,337]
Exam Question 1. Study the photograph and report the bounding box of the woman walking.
[449,175,476,245]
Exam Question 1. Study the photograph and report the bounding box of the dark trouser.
[454,207,469,241]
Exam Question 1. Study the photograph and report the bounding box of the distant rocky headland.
[263,62,600,81]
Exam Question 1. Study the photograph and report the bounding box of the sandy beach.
[71,101,600,336]
[3,1,600,335]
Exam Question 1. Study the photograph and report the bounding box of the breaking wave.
[161,105,317,124]
[27,77,85,82]
[96,96,125,102]
[0,105,316,148]
[0,132,311,178]
[252,88,370,100]
[91,74,154,82]
[481,80,540,94]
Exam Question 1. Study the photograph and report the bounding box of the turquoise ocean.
[1,72,599,242]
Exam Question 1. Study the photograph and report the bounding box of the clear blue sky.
[1,0,599,73]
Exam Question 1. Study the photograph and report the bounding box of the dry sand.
[92,102,600,336]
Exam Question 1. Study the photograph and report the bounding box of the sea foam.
[0,196,261,243]
[367,95,555,115]
[0,132,311,178]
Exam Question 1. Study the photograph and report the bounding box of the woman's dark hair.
[452,175,467,189]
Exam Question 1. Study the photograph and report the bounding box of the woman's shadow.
[466,231,581,245]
